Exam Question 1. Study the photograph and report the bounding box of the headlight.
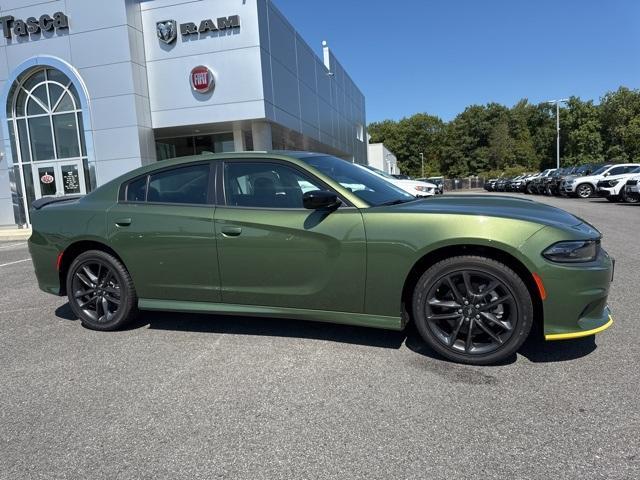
[542,240,600,263]
[415,185,430,192]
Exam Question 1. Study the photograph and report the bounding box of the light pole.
[547,99,569,169]
[419,152,424,178]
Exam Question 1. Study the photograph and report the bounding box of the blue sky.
[275,0,640,122]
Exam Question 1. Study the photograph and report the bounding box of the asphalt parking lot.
[0,194,638,480]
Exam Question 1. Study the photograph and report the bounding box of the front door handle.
[115,218,132,227]
[221,226,242,237]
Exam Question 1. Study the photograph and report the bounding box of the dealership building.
[0,0,367,227]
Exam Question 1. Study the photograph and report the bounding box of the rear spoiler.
[31,195,83,210]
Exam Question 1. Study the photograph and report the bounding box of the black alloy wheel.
[412,256,533,365]
[66,250,138,330]
[576,183,594,198]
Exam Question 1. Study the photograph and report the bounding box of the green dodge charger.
[28,152,614,365]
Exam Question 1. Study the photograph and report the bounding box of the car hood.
[388,194,584,228]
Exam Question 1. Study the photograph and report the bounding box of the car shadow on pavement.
[55,303,598,363]
[55,303,407,350]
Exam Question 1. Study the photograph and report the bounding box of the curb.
[0,229,31,242]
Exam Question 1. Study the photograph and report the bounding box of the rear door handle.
[221,226,242,237]
[115,218,132,227]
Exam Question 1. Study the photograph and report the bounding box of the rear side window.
[147,164,210,204]
[126,176,147,202]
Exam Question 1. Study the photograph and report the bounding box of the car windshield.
[300,155,415,206]
[591,165,611,176]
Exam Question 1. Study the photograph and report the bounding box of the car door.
[214,159,366,312]
[106,161,220,303]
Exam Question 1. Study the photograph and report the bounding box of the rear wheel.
[66,250,138,331]
[576,183,594,198]
[412,256,533,365]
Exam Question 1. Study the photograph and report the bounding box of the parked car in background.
[27,151,615,365]
[563,163,640,198]
[494,177,510,192]
[484,178,498,191]
[596,166,640,202]
[529,169,557,194]
[559,164,599,195]
[427,176,444,194]
[542,168,575,196]
[392,174,411,180]
[624,174,640,203]
[523,172,542,194]
[363,165,437,197]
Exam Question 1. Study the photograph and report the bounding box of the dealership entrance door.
[31,159,86,199]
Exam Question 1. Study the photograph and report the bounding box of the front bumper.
[522,226,614,340]
[545,310,613,340]
[596,187,614,197]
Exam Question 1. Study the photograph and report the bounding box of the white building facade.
[0,0,367,226]
[367,143,398,174]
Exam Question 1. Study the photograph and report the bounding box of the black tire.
[622,190,639,204]
[412,256,533,365]
[66,250,138,331]
[525,183,533,194]
[576,183,594,198]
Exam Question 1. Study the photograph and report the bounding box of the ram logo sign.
[156,15,240,44]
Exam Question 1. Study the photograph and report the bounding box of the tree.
[367,85,640,177]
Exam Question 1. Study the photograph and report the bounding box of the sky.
[274,0,640,122]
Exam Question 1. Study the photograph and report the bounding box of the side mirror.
[603,172,610,177]
[303,190,340,210]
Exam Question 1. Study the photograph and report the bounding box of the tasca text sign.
[0,12,69,39]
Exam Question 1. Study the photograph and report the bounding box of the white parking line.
[0,258,31,267]
[0,242,27,249]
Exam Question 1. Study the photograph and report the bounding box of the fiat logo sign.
[190,65,214,93]
[40,173,54,184]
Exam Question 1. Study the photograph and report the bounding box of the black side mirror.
[303,190,340,210]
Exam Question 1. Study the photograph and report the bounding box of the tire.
[525,183,534,194]
[576,183,594,198]
[622,190,640,204]
[412,256,533,365]
[66,250,138,331]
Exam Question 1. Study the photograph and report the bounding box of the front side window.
[224,162,324,208]
[608,166,626,176]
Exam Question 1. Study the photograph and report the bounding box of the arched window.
[6,67,89,221]
[7,67,86,163]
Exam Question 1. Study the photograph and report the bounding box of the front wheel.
[412,256,533,365]
[66,250,138,331]
[622,190,640,204]
[576,183,594,198]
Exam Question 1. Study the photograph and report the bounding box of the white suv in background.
[362,165,437,197]
[563,163,640,198]
[596,166,640,202]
